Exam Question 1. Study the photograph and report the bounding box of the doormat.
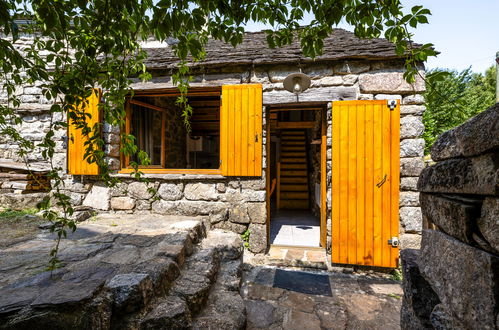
[273,269,332,296]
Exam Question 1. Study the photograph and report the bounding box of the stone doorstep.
[266,245,328,270]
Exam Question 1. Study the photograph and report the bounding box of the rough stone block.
[311,76,343,87]
[420,230,499,329]
[400,249,440,330]
[140,296,191,329]
[400,207,422,233]
[399,234,422,250]
[418,153,499,195]
[399,191,420,207]
[400,157,424,177]
[420,193,482,244]
[106,273,153,313]
[431,103,499,161]
[400,177,419,191]
[359,71,425,94]
[477,197,499,254]
[263,87,356,104]
[342,74,358,86]
[157,183,183,201]
[184,183,218,201]
[400,105,425,115]
[248,223,267,254]
[247,203,266,224]
[400,116,424,139]
[333,60,370,75]
[128,182,155,200]
[374,94,402,100]
[83,183,110,211]
[229,205,250,224]
[402,94,425,105]
[110,197,135,210]
[104,144,120,157]
[400,138,425,157]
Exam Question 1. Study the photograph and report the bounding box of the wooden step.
[280,184,309,192]
[280,192,309,200]
[281,141,306,146]
[281,135,305,140]
[281,131,305,135]
[279,199,309,209]
[281,152,306,157]
[280,170,307,177]
[281,176,308,184]
[280,163,307,169]
[281,157,306,163]
[281,146,306,151]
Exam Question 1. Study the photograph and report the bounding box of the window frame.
[119,87,223,175]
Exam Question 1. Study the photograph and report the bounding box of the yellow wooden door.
[67,89,101,175]
[220,84,263,176]
[331,100,400,268]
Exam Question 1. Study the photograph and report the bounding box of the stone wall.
[0,34,426,253]
[400,104,499,329]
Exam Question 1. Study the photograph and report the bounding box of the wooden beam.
[270,107,323,112]
[129,99,167,112]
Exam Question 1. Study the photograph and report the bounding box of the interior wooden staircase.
[277,129,310,209]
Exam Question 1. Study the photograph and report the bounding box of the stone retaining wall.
[0,34,426,253]
[401,104,499,329]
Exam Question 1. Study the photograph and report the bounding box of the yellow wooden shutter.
[67,89,101,175]
[220,84,263,176]
[331,100,400,268]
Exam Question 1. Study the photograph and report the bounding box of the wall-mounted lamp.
[283,72,311,101]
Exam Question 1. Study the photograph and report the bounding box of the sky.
[245,1,499,74]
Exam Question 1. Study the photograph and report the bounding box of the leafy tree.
[423,65,496,154]
[0,0,435,268]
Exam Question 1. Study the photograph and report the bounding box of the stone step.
[267,246,328,270]
[192,231,246,329]
[138,230,245,329]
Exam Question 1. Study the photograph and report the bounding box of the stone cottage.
[0,29,426,268]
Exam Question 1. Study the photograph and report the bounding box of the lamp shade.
[283,72,311,94]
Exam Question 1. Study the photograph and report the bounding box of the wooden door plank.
[381,102,392,267]
[390,101,401,267]
[364,103,375,266]
[356,103,366,265]
[347,103,358,265]
[373,103,383,267]
[338,103,349,264]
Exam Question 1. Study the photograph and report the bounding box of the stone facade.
[401,104,499,329]
[0,33,426,254]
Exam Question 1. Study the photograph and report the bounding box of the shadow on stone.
[273,269,332,296]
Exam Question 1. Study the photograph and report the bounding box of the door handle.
[376,175,387,188]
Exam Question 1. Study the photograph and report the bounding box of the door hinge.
[387,100,397,111]
[388,237,400,248]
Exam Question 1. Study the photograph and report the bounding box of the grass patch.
[0,208,38,218]
[390,266,403,282]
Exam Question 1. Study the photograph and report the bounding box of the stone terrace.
[0,214,245,329]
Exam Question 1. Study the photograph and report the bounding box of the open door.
[331,100,400,268]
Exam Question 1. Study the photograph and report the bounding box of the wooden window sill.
[118,168,222,175]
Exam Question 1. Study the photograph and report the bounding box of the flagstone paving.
[241,266,403,330]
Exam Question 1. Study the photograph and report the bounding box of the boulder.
[128,182,155,200]
[429,304,467,330]
[184,183,218,201]
[418,153,499,195]
[419,230,499,329]
[477,197,499,254]
[83,183,110,211]
[157,183,183,201]
[419,193,482,244]
[431,103,499,161]
[110,197,135,210]
[400,249,439,330]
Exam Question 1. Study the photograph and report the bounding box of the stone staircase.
[278,130,309,210]
[0,215,245,330]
